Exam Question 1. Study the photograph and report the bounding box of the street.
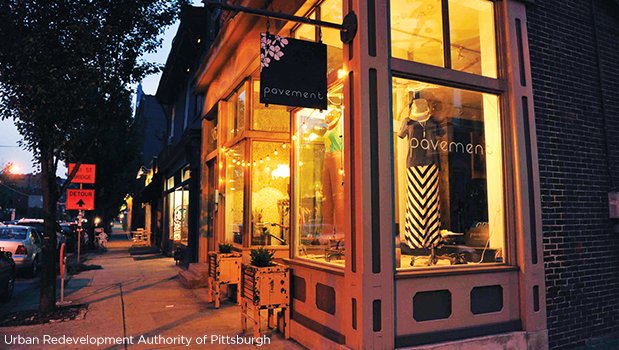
[0,227,302,350]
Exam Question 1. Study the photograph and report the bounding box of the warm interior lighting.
[271,164,290,179]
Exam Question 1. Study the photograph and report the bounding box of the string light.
[273,149,278,156]
[282,143,287,149]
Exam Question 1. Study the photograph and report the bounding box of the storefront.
[196,0,547,348]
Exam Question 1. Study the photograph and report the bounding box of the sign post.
[56,242,72,306]
[68,164,96,264]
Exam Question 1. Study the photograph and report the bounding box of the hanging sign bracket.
[205,1,358,43]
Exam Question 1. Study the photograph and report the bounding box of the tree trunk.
[39,151,58,313]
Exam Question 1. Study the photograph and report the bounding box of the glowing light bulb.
[273,150,278,156]
[302,122,308,130]
[282,143,287,149]
[338,168,345,176]
[292,135,297,141]
[266,155,271,161]
[337,69,347,79]
[260,159,264,164]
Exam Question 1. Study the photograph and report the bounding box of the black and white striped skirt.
[404,164,441,249]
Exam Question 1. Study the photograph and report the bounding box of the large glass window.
[251,80,290,132]
[168,186,189,245]
[226,86,246,140]
[392,77,504,269]
[250,141,290,246]
[293,85,345,266]
[224,142,246,245]
[293,0,343,83]
[390,0,497,78]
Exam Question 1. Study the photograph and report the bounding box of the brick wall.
[527,0,619,348]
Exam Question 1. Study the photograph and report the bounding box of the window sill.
[283,258,345,276]
[395,264,518,279]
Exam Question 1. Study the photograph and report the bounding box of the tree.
[0,0,185,313]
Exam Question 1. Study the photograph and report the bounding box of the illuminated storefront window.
[226,87,246,140]
[167,183,189,245]
[250,141,290,246]
[251,80,290,132]
[224,141,246,245]
[293,85,345,266]
[390,0,497,78]
[392,77,504,269]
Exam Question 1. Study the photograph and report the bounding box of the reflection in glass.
[294,85,345,266]
[390,0,444,67]
[392,77,504,269]
[250,141,291,246]
[224,142,245,245]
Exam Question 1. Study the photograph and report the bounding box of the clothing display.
[322,111,344,235]
[322,152,344,235]
[404,164,441,249]
[398,115,444,167]
[398,100,443,249]
[324,120,343,153]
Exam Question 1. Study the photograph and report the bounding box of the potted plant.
[207,242,242,308]
[241,247,290,338]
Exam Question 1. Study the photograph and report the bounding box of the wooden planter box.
[207,251,242,308]
[241,263,290,338]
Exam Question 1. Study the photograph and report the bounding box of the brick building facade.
[527,0,619,348]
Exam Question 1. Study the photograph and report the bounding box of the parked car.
[17,218,65,249]
[0,225,43,276]
[0,248,16,302]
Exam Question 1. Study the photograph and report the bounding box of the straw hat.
[409,98,430,118]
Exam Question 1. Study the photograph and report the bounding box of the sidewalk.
[0,228,303,350]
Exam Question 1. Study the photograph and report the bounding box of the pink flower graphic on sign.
[260,34,288,71]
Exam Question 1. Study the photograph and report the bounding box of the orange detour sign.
[66,189,95,211]
[68,163,96,184]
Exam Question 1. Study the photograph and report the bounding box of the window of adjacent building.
[390,0,497,78]
[250,141,290,246]
[293,84,345,266]
[251,80,290,132]
[167,186,189,245]
[224,141,246,245]
[391,77,504,269]
[181,165,191,182]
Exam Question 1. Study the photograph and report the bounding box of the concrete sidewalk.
[0,228,303,350]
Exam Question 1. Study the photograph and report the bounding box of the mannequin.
[398,98,443,249]
[322,109,344,236]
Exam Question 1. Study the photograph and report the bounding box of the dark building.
[149,4,210,263]
[527,0,619,348]
[126,84,167,235]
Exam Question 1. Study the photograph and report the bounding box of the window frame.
[388,0,518,273]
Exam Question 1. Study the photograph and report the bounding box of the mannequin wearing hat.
[322,108,344,237]
[398,98,444,250]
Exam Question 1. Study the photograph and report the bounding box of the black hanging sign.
[260,33,327,110]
